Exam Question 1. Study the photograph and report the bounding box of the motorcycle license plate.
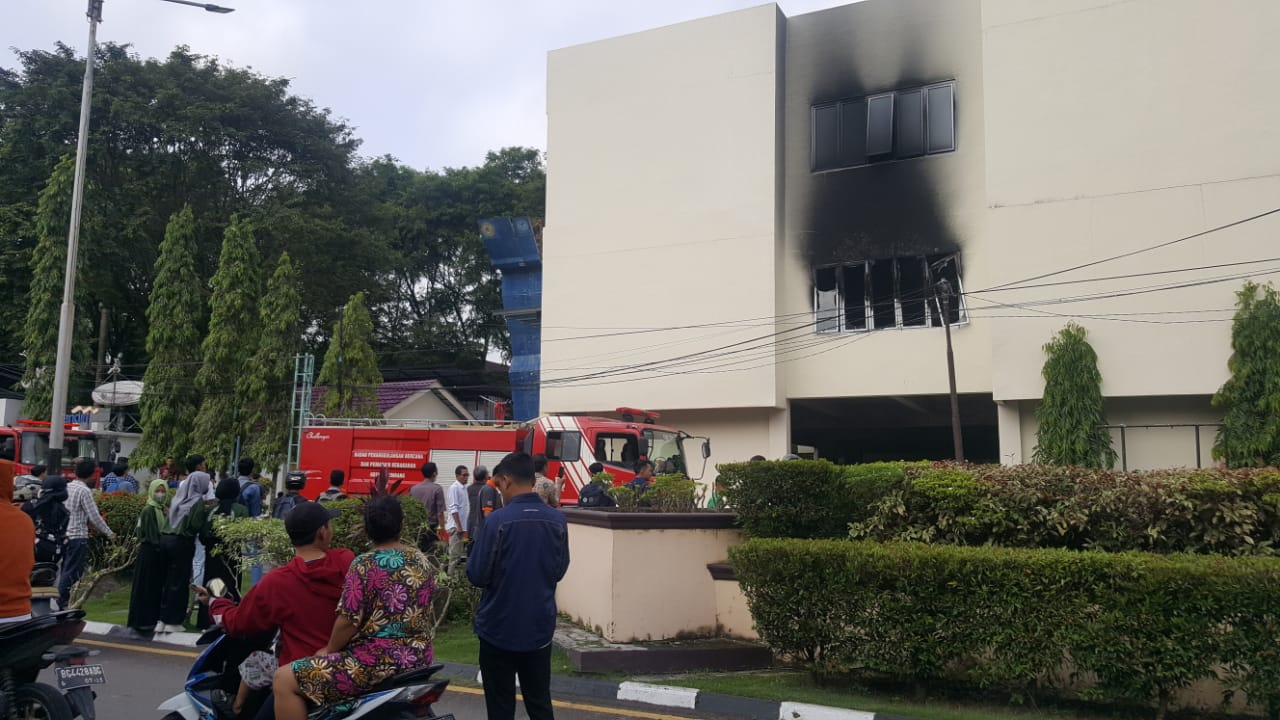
[56,664,106,690]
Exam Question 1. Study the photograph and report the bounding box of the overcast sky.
[5,0,852,170]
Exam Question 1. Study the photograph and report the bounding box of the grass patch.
[81,584,132,624]
[432,622,575,676]
[675,671,1121,720]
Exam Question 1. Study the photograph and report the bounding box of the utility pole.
[936,279,965,462]
[95,305,110,386]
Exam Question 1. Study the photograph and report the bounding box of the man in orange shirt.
[0,469,34,624]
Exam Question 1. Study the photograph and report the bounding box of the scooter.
[158,581,452,720]
[0,604,102,720]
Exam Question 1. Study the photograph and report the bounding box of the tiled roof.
[311,379,440,416]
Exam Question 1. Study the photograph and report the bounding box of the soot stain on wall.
[786,1,973,270]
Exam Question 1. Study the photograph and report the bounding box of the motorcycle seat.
[369,664,444,693]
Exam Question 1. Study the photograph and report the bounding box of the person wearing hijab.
[26,476,70,566]
[156,456,213,633]
[127,479,171,633]
[196,477,248,629]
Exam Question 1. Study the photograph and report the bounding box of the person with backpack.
[237,457,265,587]
[317,470,347,503]
[273,472,307,520]
[25,476,69,566]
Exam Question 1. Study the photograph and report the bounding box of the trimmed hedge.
[731,538,1280,719]
[851,463,1280,555]
[717,460,919,539]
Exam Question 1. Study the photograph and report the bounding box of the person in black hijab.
[196,477,248,630]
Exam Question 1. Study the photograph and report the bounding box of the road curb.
[81,624,921,720]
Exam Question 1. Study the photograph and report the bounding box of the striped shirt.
[64,480,113,541]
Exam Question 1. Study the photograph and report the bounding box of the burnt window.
[811,80,956,172]
[811,254,966,334]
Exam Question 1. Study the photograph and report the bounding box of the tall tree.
[240,252,301,473]
[192,216,261,467]
[131,206,204,467]
[19,156,93,420]
[317,292,381,418]
[1033,323,1116,468]
[1213,282,1280,467]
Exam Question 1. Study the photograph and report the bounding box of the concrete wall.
[982,0,1280,405]
[779,0,992,400]
[656,407,790,490]
[712,578,759,641]
[542,4,785,415]
[557,517,744,642]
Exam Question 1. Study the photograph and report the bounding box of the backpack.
[577,483,616,508]
[273,492,303,520]
[100,473,119,493]
[33,505,69,564]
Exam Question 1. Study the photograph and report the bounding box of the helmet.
[284,471,307,491]
[12,481,38,502]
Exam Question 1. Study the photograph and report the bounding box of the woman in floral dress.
[274,497,437,720]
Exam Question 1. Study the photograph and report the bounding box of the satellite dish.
[92,380,144,407]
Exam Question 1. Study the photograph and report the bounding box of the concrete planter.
[557,508,753,643]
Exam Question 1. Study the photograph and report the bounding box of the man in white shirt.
[60,460,115,609]
[446,465,471,573]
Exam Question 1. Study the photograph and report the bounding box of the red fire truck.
[295,408,711,503]
[0,420,101,479]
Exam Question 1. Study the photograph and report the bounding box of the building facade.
[541,0,1280,473]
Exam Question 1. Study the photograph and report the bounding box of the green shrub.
[96,491,148,537]
[648,474,698,513]
[212,515,294,567]
[850,463,1280,556]
[326,494,432,552]
[719,460,916,539]
[731,538,1280,718]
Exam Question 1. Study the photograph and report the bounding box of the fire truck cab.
[1,420,101,480]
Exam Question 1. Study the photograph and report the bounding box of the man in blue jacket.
[467,452,570,720]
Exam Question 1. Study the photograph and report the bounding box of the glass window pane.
[812,104,839,171]
[867,94,894,157]
[927,254,963,325]
[926,83,956,153]
[895,89,924,159]
[838,99,867,167]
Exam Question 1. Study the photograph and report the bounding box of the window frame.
[812,254,968,335]
[810,80,957,173]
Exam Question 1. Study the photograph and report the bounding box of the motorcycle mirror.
[206,578,228,598]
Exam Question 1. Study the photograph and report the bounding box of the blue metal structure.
[479,217,541,421]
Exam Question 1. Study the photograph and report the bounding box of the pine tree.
[132,206,205,467]
[1033,323,1117,468]
[19,156,94,421]
[240,252,301,474]
[317,292,382,418]
[192,216,261,468]
[1212,282,1280,467]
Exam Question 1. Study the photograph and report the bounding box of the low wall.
[557,509,743,643]
[708,563,758,641]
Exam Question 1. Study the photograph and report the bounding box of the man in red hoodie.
[0,469,34,625]
[197,502,354,720]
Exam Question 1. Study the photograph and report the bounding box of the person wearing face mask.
[127,479,171,633]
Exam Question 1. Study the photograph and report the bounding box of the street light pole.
[46,0,103,473]
[47,0,235,473]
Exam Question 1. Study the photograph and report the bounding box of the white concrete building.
[541,0,1280,472]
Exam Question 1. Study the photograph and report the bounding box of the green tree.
[18,156,93,420]
[240,252,301,473]
[193,216,261,466]
[1033,323,1116,468]
[1212,282,1280,467]
[317,292,381,418]
[132,206,204,467]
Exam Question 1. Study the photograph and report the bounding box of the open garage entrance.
[790,394,998,464]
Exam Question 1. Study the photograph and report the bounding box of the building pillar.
[997,400,1024,466]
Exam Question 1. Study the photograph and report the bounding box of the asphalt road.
[42,637,716,720]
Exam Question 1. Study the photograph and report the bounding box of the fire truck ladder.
[286,353,316,472]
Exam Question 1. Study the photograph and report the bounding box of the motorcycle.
[0,606,102,720]
[158,580,452,720]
